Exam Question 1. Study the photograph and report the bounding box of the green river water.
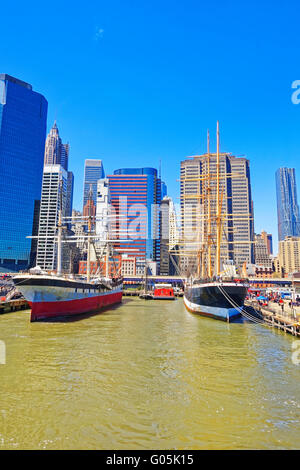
[0,298,299,449]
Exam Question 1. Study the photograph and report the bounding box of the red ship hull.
[29,291,122,321]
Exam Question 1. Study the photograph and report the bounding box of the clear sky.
[1,0,300,253]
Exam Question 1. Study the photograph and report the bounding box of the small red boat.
[153,283,175,300]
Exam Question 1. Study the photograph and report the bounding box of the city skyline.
[0,72,287,264]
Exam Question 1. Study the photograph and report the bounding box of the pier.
[246,299,300,337]
[0,298,29,314]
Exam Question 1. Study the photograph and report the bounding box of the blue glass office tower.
[161,181,167,199]
[83,159,105,210]
[0,74,48,271]
[276,168,300,241]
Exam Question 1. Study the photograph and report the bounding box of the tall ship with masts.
[181,122,249,322]
[12,188,123,321]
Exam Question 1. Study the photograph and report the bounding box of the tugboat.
[13,190,123,322]
[182,122,249,322]
[153,283,175,300]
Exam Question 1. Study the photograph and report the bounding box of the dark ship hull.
[184,281,248,322]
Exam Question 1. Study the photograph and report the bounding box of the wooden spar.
[207,129,212,278]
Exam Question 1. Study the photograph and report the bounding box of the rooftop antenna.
[159,159,161,180]
[54,108,58,127]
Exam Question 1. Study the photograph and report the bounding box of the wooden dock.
[0,299,29,314]
[245,300,300,337]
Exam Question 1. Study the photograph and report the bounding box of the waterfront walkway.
[246,298,300,337]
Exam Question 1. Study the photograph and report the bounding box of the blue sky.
[1,0,300,253]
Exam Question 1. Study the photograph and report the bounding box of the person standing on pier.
[280,299,284,314]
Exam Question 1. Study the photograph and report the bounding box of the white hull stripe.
[184,296,242,320]
[17,285,123,303]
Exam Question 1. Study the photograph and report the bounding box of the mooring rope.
[217,283,272,327]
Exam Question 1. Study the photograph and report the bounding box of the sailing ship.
[139,261,153,299]
[13,189,123,322]
[182,122,249,322]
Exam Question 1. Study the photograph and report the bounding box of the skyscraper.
[161,181,167,199]
[254,233,272,268]
[36,165,67,271]
[83,159,105,210]
[180,153,254,274]
[44,122,73,230]
[108,168,162,270]
[229,156,254,267]
[0,74,48,272]
[278,236,300,275]
[160,196,179,275]
[276,168,300,241]
[65,171,74,223]
[261,230,273,255]
[44,121,69,171]
[96,178,111,243]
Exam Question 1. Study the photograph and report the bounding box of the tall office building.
[278,236,300,275]
[276,168,300,241]
[65,171,74,219]
[161,181,167,199]
[261,230,273,255]
[83,159,105,210]
[60,143,70,172]
[44,122,73,230]
[36,165,68,271]
[96,178,111,243]
[168,197,180,250]
[160,196,179,275]
[229,156,254,267]
[44,121,69,171]
[108,168,162,271]
[180,153,254,274]
[0,74,48,272]
[254,233,272,268]
[29,200,41,268]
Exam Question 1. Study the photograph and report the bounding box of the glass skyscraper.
[276,167,300,241]
[83,159,105,210]
[0,74,48,272]
[108,167,162,267]
[161,181,167,199]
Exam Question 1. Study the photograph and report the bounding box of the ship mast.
[57,205,62,277]
[216,121,221,276]
[207,129,212,278]
[143,261,148,294]
[86,185,93,283]
[105,234,109,278]
[57,179,63,277]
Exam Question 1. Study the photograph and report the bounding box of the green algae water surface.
[0,298,299,449]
